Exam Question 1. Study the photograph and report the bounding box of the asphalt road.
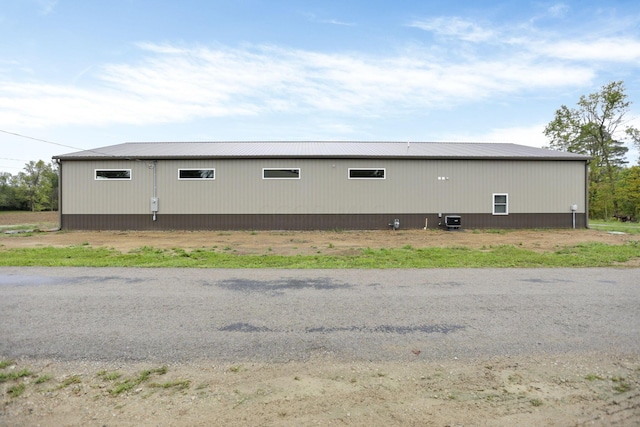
[1,267,639,363]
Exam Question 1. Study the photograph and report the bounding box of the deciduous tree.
[16,160,54,212]
[0,172,21,210]
[544,81,639,218]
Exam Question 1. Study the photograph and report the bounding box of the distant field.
[0,211,58,229]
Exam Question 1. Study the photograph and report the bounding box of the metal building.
[53,141,590,230]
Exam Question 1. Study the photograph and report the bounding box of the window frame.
[262,168,301,180]
[94,169,132,180]
[178,168,216,180]
[492,193,509,215]
[348,168,386,180]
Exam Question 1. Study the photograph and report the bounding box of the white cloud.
[547,3,570,18]
[535,38,640,62]
[303,13,356,27]
[480,124,549,147]
[2,10,637,130]
[440,124,549,147]
[36,0,58,15]
[408,17,496,42]
[0,41,597,129]
[320,18,356,26]
[411,15,640,64]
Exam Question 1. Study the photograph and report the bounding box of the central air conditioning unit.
[444,215,461,230]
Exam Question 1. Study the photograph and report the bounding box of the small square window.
[493,193,508,215]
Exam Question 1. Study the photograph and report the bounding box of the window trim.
[348,168,386,180]
[262,168,301,180]
[95,169,132,180]
[492,193,509,215]
[178,168,215,180]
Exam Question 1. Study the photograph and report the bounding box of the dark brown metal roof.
[53,141,591,161]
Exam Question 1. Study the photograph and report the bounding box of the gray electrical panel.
[150,197,159,212]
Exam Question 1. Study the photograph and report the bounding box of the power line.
[0,129,117,158]
[0,129,83,151]
[0,157,29,162]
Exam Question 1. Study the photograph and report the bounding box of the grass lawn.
[1,242,639,268]
[589,219,640,234]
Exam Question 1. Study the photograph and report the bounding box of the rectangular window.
[95,169,131,180]
[348,168,386,179]
[178,169,215,180]
[263,168,300,179]
[493,193,508,215]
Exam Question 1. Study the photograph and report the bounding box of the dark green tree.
[0,172,21,210]
[16,160,56,212]
[617,166,640,220]
[42,162,59,211]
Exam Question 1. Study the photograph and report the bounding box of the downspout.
[585,160,590,229]
[152,160,158,221]
[55,159,62,231]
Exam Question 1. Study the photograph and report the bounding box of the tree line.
[544,81,640,221]
[0,160,58,212]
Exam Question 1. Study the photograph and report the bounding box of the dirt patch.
[2,353,639,426]
[1,211,638,255]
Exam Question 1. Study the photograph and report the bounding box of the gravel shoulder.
[2,352,639,427]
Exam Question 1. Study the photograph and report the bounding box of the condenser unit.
[444,215,461,230]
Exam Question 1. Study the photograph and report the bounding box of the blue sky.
[2,0,640,173]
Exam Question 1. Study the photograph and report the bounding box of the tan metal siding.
[422,160,586,214]
[61,159,586,215]
[62,160,154,214]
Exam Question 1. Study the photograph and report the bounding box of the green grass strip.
[1,241,639,268]
[589,220,640,234]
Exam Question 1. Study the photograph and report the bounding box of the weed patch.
[530,398,543,407]
[108,366,168,396]
[58,375,82,389]
[97,370,122,381]
[34,374,52,384]
[149,380,191,390]
[7,383,26,398]
[585,374,605,381]
[0,369,33,382]
[0,360,15,369]
[611,376,632,393]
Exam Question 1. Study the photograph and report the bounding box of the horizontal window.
[263,168,300,179]
[95,169,131,180]
[179,169,215,180]
[493,193,508,215]
[348,168,385,179]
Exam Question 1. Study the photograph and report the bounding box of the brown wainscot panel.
[61,213,588,231]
